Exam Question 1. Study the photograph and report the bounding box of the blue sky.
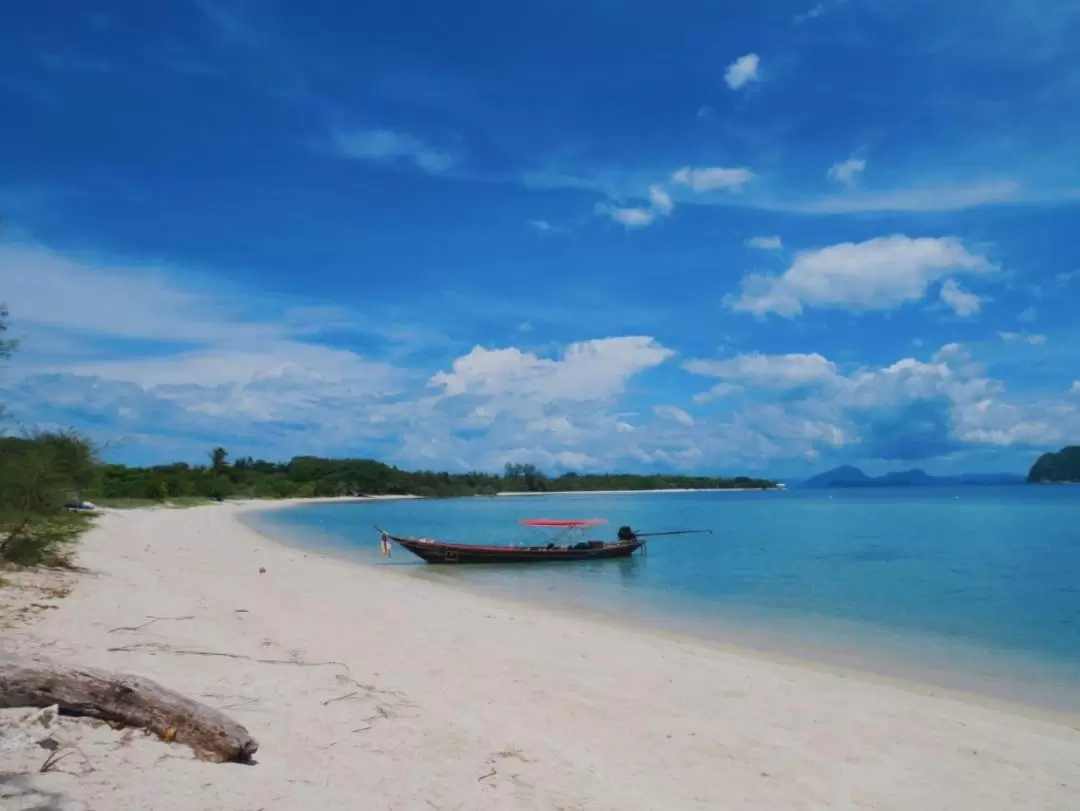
[1,0,1079,477]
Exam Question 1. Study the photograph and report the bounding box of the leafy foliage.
[0,432,101,566]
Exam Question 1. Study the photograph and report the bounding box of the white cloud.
[685,352,839,390]
[726,235,993,318]
[553,451,598,469]
[330,129,457,175]
[1017,305,1037,323]
[1071,382,1080,395]
[939,279,981,317]
[0,243,252,344]
[685,344,1080,459]
[0,242,427,446]
[649,184,674,215]
[745,235,783,250]
[529,220,552,232]
[607,207,655,228]
[429,337,674,402]
[599,185,674,229]
[725,53,760,90]
[827,156,866,187]
[672,166,755,193]
[999,331,1047,345]
[525,415,580,440]
[653,405,695,426]
[6,242,1075,473]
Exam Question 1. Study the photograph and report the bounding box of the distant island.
[1027,446,1080,483]
[802,465,1024,489]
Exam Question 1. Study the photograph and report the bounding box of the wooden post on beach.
[0,653,259,763]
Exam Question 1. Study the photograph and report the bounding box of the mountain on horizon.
[803,466,1025,488]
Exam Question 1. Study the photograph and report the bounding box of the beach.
[3,501,1078,810]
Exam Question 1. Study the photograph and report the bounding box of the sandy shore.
[3,501,1078,810]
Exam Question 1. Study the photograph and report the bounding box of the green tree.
[0,304,16,361]
[0,431,98,565]
[210,446,229,474]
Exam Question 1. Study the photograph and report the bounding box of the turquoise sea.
[248,486,1080,712]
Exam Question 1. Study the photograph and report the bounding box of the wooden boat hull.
[387,535,643,564]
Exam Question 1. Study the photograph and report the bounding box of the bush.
[0,511,92,567]
[0,431,99,567]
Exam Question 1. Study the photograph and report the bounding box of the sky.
[1,0,1079,478]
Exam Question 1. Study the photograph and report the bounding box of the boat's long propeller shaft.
[633,529,713,538]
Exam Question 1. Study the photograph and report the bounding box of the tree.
[0,304,16,361]
[0,431,99,565]
[0,303,17,423]
[210,447,229,474]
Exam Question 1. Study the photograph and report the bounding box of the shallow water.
[248,486,1080,712]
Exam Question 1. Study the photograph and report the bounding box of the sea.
[246,486,1080,713]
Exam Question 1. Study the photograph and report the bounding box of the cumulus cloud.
[671,166,755,193]
[745,236,783,250]
[686,345,1080,461]
[726,235,993,318]
[725,53,760,90]
[330,128,457,175]
[827,156,866,187]
[429,337,674,402]
[939,279,982,316]
[529,220,553,232]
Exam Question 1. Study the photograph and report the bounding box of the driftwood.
[0,654,258,763]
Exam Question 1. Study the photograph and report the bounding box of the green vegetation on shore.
[96,454,777,500]
[1027,446,1080,483]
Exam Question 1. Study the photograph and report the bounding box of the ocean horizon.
[248,486,1080,713]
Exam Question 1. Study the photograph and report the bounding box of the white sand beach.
[3,500,1078,810]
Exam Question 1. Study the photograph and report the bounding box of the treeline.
[95,452,777,501]
[500,463,774,494]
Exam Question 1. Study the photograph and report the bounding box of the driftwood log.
[0,654,258,763]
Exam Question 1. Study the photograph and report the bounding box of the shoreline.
[244,499,1080,724]
[5,501,1078,809]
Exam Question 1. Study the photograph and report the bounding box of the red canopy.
[519,518,608,528]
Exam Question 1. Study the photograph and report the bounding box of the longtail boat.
[376,519,710,564]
